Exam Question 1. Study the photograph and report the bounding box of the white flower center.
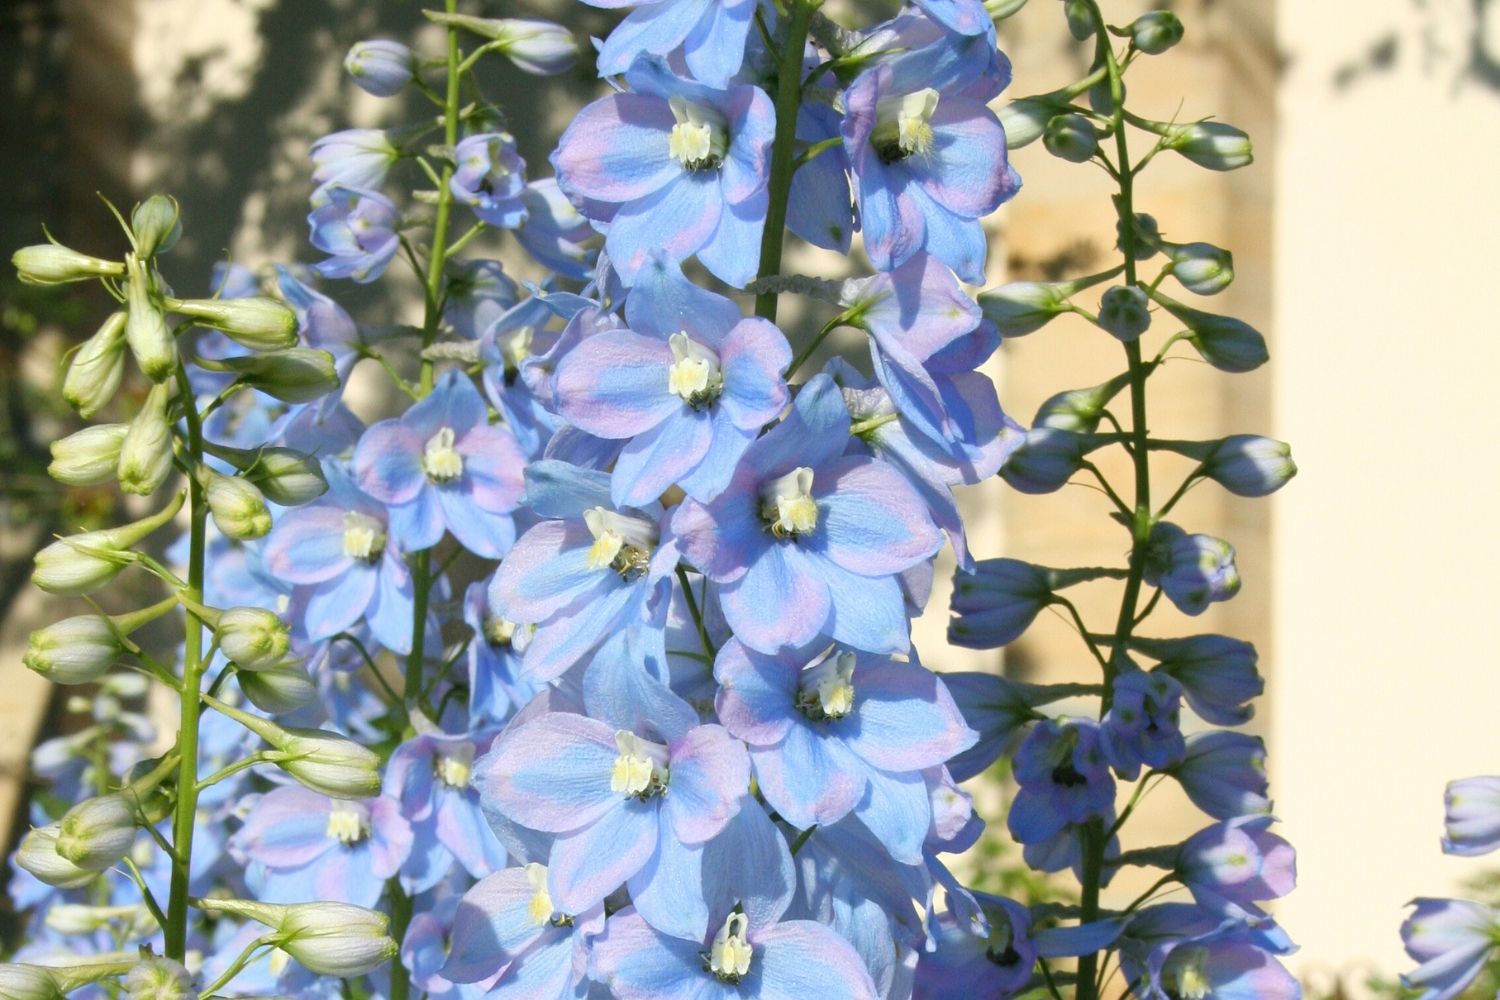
[667,332,724,409]
[668,96,728,171]
[873,88,940,161]
[583,507,657,578]
[435,743,475,789]
[502,325,534,374]
[707,911,753,983]
[610,730,669,799]
[1163,947,1211,1000]
[760,467,818,539]
[342,511,386,563]
[421,426,464,483]
[525,863,554,926]
[796,650,856,721]
[483,614,517,648]
[325,803,369,844]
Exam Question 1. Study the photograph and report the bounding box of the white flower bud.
[1167,121,1253,171]
[202,441,327,506]
[1168,242,1234,296]
[1098,285,1151,342]
[0,964,65,1000]
[12,244,123,286]
[423,12,577,75]
[238,662,318,715]
[55,793,138,870]
[130,195,181,259]
[275,730,382,799]
[15,825,96,889]
[168,296,297,351]
[203,471,272,540]
[194,899,397,978]
[217,607,291,671]
[63,312,128,418]
[122,957,192,1000]
[124,255,176,382]
[117,381,175,496]
[195,348,338,403]
[23,615,121,684]
[32,491,184,595]
[1043,113,1098,163]
[999,98,1052,149]
[978,281,1071,337]
[48,424,127,486]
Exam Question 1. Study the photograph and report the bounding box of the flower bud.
[168,296,297,350]
[999,428,1105,494]
[12,244,124,286]
[978,281,1070,337]
[203,470,272,540]
[986,0,1028,20]
[195,348,338,403]
[63,312,128,418]
[117,381,175,496]
[24,615,120,684]
[1064,0,1095,39]
[1098,284,1151,341]
[195,899,398,978]
[1144,522,1241,616]
[55,794,138,870]
[949,558,1104,649]
[206,692,381,798]
[1162,434,1297,498]
[1167,121,1253,171]
[1167,241,1234,296]
[15,825,96,889]
[1117,212,1161,261]
[217,606,291,670]
[48,424,127,486]
[1043,113,1098,163]
[1162,299,1268,373]
[125,255,177,382]
[999,98,1053,149]
[0,964,65,1000]
[424,13,577,75]
[203,441,327,506]
[238,662,319,715]
[122,958,192,1000]
[130,195,181,259]
[1131,11,1184,54]
[1133,634,1262,726]
[45,902,155,938]
[344,39,414,97]
[32,491,184,595]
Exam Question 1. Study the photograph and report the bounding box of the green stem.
[418,0,463,398]
[753,0,820,322]
[163,363,208,962]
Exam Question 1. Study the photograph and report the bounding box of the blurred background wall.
[2,0,1499,991]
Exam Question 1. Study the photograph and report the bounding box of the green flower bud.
[985,0,1028,20]
[998,98,1053,149]
[194,899,398,978]
[205,693,381,798]
[0,964,66,1000]
[15,825,96,889]
[117,381,176,496]
[1167,241,1234,296]
[1064,0,1094,39]
[122,958,192,1000]
[168,296,297,351]
[1131,11,1185,54]
[1117,212,1162,261]
[63,312,128,418]
[23,598,177,685]
[130,195,181,259]
[12,244,124,286]
[238,662,319,715]
[1167,121,1253,171]
[48,424,127,486]
[1098,285,1151,341]
[1162,298,1269,373]
[32,491,184,595]
[1043,113,1099,163]
[124,255,177,382]
[203,470,272,540]
[203,440,327,506]
[195,348,338,403]
[55,794,138,870]
[977,281,1071,337]
[217,606,291,671]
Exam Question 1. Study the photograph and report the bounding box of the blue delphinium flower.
[1166,731,1271,821]
[551,58,774,287]
[947,558,1054,649]
[1400,897,1500,1000]
[464,579,538,727]
[386,728,508,880]
[230,786,413,908]
[354,370,526,558]
[310,128,399,192]
[451,134,529,228]
[308,185,401,283]
[1007,718,1114,847]
[586,0,756,87]
[1144,522,1242,615]
[516,178,596,279]
[1442,776,1500,857]
[841,64,1017,282]
[264,463,416,652]
[714,638,974,863]
[1135,634,1263,726]
[1175,817,1296,925]
[1119,904,1300,1000]
[1100,669,1186,780]
[672,375,943,655]
[553,254,790,506]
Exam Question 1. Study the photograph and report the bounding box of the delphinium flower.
[551,58,774,286]
[353,369,527,558]
[308,185,401,283]
[1007,719,1114,853]
[1400,898,1500,1000]
[1100,669,1186,780]
[672,374,943,655]
[586,0,756,87]
[515,178,596,279]
[1172,817,1296,925]
[1117,904,1300,1000]
[385,726,508,881]
[1143,522,1242,615]
[464,579,537,727]
[1166,731,1271,821]
[1442,775,1500,856]
[451,134,529,228]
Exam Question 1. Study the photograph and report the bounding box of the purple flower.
[841,64,1018,282]
[264,463,417,652]
[1101,669,1186,780]
[551,59,774,287]
[451,133,529,228]
[310,128,399,192]
[386,728,508,879]
[1168,731,1271,821]
[1401,898,1500,1000]
[948,558,1053,648]
[1135,634,1263,726]
[230,786,413,908]
[587,0,757,88]
[354,370,526,558]
[672,375,943,655]
[1176,817,1296,924]
[1008,719,1115,846]
[715,639,975,863]
[554,254,790,506]
[1121,904,1300,1000]
[1145,522,1242,616]
[1443,776,1500,857]
[464,579,539,727]
[308,185,400,283]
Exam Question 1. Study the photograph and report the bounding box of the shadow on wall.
[1333,0,1500,91]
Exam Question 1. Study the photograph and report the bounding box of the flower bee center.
[704,911,753,984]
[483,614,517,648]
[610,730,670,800]
[501,325,534,383]
[435,743,475,789]
[872,88,940,163]
[325,803,369,845]
[984,921,1020,966]
[667,332,724,409]
[525,862,555,926]
[760,467,818,539]
[421,426,464,483]
[342,511,386,563]
[1163,947,1212,1000]
[583,507,657,579]
[796,650,856,722]
[668,96,728,171]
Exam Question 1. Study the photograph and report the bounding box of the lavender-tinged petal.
[852,769,931,865]
[553,93,679,204]
[354,421,426,504]
[812,560,913,656]
[490,521,603,622]
[457,423,528,513]
[443,868,545,983]
[720,545,831,653]
[752,722,866,829]
[388,487,445,552]
[439,491,515,559]
[702,796,796,932]
[818,457,944,575]
[548,800,660,914]
[265,506,352,584]
[694,186,766,289]
[682,0,753,89]
[611,410,713,509]
[842,662,976,772]
[366,555,417,653]
[719,84,775,205]
[713,639,799,746]
[555,330,679,438]
[675,410,755,502]
[663,724,748,844]
[755,920,880,1000]
[717,318,791,429]
[625,251,742,342]
[302,565,377,641]
[628,826,708,942]
[607,175,722,284]
[590,909,722,1000]
[480,712,621,833]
